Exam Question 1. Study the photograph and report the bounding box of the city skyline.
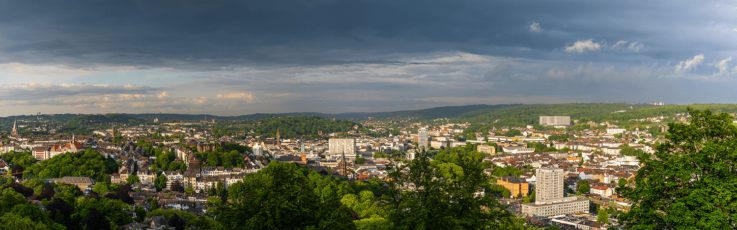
[0,0,736,117]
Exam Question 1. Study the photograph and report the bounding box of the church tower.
[276,128,281,140]
[11,120,18,136]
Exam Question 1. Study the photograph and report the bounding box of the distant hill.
[4,104,737,133]
[67,114,145,125]
[126,104,518,122]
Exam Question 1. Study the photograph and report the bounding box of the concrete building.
[418,128,429,149]
[521,167,589,217]
[252,143,263,156]
[329,138,356,156]
[606,128,626,134]
[497,176,529,197]
[477,145,496,154]
[539,116,571,127]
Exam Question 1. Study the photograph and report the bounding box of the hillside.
[253,115,361,139]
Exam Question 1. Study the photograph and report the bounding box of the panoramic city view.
[0,0,735,229]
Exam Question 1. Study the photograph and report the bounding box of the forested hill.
[451,103,737,127]
[253,115,360,139]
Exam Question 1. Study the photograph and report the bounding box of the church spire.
[11,120,17,136]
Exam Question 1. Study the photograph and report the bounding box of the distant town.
[1,102,724,229]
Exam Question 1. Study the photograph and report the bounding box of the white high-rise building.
[253,143,263,156]
[418,128,429,149]
[521,167,589,217]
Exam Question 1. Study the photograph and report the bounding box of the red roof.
[51,145,62,150]
[593,186,609,190]
[63,143,84,149]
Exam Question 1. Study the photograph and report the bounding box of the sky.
[0,0,735,116]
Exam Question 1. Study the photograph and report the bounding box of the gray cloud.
[0,0,736,115]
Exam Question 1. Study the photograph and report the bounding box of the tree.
[577,180,590,194]
[170,180,184,193]
[185,186,194,194]
[126,174,140,184]
[47,198,73,229]
[84,208,112,230]
[617,109,737,229]
[151,199,159,210]
[134,205,147,222]
[384,148,524,229]
[206,196,222,208]
[597,209,610,224]
[38,185,55,201]
[11,164,24,179]
[215,161,356,229]
[155,174,168,191]
[617,178,627,187]
[168,213,186,230]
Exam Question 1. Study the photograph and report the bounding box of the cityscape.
[0,0,735,230]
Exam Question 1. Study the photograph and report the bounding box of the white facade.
[539,116,571,127]
[252,143,263,156]
[329,138,356,156]
[606,128,626,134]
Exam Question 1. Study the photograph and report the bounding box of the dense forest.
[253,115,361,139]
[4,149,119,183]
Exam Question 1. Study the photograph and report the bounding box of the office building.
[539,116,571,127]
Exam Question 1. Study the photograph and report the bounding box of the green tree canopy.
[215,161,356,229]
[617,108,737,229]
[384,148,529,229]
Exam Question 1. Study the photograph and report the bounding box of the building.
[477,145,496,154]
[329,138,356,156]
[536,167,564,201]
[521,167,589,217]
[539,116,571,127]
[252,143,263,156]
[606,128,626,134]
[45,177,96,190]
[418,128,429,149]
[497,176,529,197]
[591,185,613,198]
[11,120,18,136]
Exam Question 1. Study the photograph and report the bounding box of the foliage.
[488,184,511,197]
[253,115,361,139]
[155,174,168,191]
[383,148,528,229]
[617,109,737,229]
[355,215,393,230]
[1,151,37,171]
[341,191,386,218]
[215,161,356,229]
[24,149,118,182]
[84,207,111,230]
[577,180,590,194]
[126,174,140,184]
[489,166,526,178]
[597,209,610,224]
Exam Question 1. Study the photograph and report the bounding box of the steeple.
[276,128,281,140]
[11,120,17,136]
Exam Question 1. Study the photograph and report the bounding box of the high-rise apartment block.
[521,167,589,217]
[418,128,429,149]
[329,138,356,156]
[539,116,571,127]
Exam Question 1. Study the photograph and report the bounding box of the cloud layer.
[0,0,736,115]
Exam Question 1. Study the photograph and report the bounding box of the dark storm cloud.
[0,0,731,69]
[0,0,735,116]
